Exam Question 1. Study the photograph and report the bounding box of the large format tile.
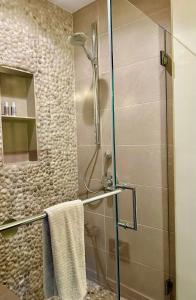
[85,245,107,282]
[74,46,93,81]
[113,58,165,107]
[105,217,169,272]
[105,186,169,230]
[102,101,166,146]
[107,253,167,300]
[98,0,144,34]
[77,145,103,180]
[85,211,106,250]
[73,1,98,34]
[116,101,166,146]
[84,195,105,215]
[99,57,165,110]
[129,0,170,16]
[150,8,171,32]
[78,177,103,200]
[77,111,96,146]
[116,145,167,187]
[99,17,162,73]
[75,76,94,113]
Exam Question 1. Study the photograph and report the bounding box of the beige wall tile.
[115,102,166,146]
[106,278,148,300]
[78,177,103,198]
[73,1,98,34]
[78,145,102,180]
[116,145,167,187]
[137,186,168,230]
[105,217,169,272]
[99,105,163,147]
[114,58,165,107]
[99,57,166,111]
[77,111,96,145]
[98,0,144,34]
[105,186,169,230]
[85,245,107,285]
[85,194,105,214]
[127,0,171,33]
[85,211,106,250]
[150,8,171,32]
[129,0,170,17]
[107,253,167,300]
[75,76,94,113]
[99,74,111,110]
[101,109,112,146]
[74,46,93,81]
[99,18,162,74]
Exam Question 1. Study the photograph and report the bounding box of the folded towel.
[43,200,87,300]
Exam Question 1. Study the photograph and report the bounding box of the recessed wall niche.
[0,66,38,164]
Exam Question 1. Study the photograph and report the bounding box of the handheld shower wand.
[68,23,100,145]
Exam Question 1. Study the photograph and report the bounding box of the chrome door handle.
[116,184,138,231]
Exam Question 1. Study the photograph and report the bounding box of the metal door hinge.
[160,50,168,67]
[165,279,173,295]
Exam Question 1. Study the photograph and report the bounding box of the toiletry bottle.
[1,101,5,115]
[11,102,16,116]
[4,101,9,115]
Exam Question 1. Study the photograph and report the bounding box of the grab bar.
[0,189,122,233]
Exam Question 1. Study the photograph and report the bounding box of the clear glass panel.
[74,1,119,298]
[107,0,174,299]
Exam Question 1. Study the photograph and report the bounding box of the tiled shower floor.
[86,280,127,300]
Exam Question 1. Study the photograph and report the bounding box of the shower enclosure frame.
[106,1,172,299]
[107,0,121,298]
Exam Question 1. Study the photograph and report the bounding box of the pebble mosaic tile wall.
[0,1,78,299]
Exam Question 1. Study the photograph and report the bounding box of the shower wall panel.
[74,0,173,299]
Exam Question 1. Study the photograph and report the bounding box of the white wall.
[172,0,196,299]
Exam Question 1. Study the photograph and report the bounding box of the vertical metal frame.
[107,0,121,298]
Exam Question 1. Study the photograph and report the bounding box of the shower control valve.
[102,173,113,190]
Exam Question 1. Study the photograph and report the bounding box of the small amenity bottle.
[11,102,16,116]
[4,101,9,115]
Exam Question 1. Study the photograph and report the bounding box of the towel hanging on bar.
[43,200,87,300]
[0,189,122,233]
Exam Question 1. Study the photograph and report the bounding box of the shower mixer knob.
[102,173,113,190]
[104,151,112,160]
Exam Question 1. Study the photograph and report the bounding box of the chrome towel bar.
[0,189,122,233]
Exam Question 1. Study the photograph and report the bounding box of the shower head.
[68,32,94,63]
[68,32,88,47]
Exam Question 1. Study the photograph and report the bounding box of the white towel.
[43,200,87,300]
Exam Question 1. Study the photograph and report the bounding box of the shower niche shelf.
[0,66,38,164]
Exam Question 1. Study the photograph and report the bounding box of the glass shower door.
[105,0,174,299]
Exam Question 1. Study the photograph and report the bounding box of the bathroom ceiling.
[49,0,95,13]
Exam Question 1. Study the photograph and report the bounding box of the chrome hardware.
[0,189,122,235]
[165,279,173,296]
[102,173,113,190]
[117,184,138,231]
[160,50,168,67]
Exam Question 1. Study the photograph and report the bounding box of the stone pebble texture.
[0,0,78,299]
